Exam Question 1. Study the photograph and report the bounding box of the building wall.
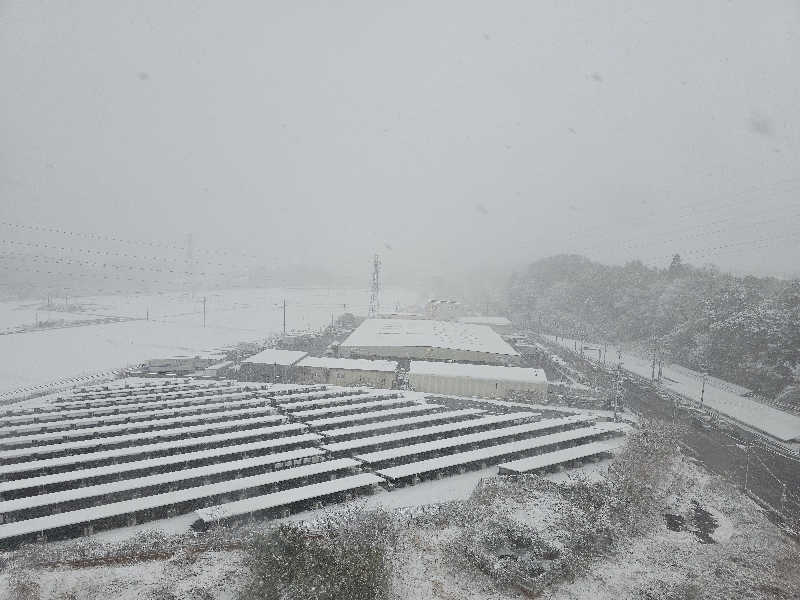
[293,365,328,385]
[409,373,547,401]
[340,345,518,366]
[328,368,396,388]
[238,362,296,383]
[294,366,395,388]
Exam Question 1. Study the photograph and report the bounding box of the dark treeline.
[507,254,800,398]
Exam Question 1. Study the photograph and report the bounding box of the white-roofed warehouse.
[409,361,548,400]
[294,356,398,388]
[339,319,520,365]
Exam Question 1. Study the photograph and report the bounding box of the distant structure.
[368,254,381,317]
[457,316,513,334]
[339,318,520,365]
[426,299,462,321]
[141,351,227,376]
[378,311,427,320]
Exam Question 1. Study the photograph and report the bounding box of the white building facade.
[409,361,548,401]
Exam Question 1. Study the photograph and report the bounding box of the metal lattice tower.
[368,254,382,317]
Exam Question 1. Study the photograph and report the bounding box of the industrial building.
[408,361,548,400]
[426,299,462,320]
[294,356,397,388]
[339,319,520,365]
[238,349,308,382]
[457,316,513,334]
[142,353,228,375]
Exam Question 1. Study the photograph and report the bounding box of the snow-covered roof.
[195,473,384,523]
[2,399,277,446]
[305,403,439,428]
[322,411,540,453]
[0,414,290,462]
[320,409,485,439]
[0,445,324,495]
[242,349,308,366]
[0,448,331,514]
[291,397,410,419]
[0,459,361,541]
[378,312,427,319]
[279,391,397,411]
[0,428,316,479]
[409,361,547,384]
[376,425,607,480]
[457,316,512,326]
[498,439,624,474]
[356,416,584,464]
[296,356,397,372]
[340,319,519,356]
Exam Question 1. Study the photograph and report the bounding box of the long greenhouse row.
[0,378,627,549]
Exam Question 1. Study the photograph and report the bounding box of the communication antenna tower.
[368,254,382,317]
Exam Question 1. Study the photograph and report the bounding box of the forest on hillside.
[507,255,800,398]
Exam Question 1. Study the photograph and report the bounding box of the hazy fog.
[2,1,799,287]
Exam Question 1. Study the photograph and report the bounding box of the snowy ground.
[543,335,800,443]
[0,287,415,396]
[3,451,795,600]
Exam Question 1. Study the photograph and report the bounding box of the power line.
[0,238,234,269]
[0,250,250,277]
[0,221,265,261]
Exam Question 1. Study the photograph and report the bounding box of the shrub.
[7,568,40,600]
[238,506,399,600]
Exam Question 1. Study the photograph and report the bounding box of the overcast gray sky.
[2,1,799,286]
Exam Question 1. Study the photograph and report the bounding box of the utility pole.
[146,307,149,321]
[283,299,286,335]
[700,372,707,407]
[613,350,624,422]
[781,482,787,514]
[202,296,206,328]
[744,441,751,493]
[650,327,657,381]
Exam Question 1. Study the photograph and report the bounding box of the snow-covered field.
[543,335,800,443]
[0,287,416,396]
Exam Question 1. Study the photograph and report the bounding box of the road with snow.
[542,335,800,443]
